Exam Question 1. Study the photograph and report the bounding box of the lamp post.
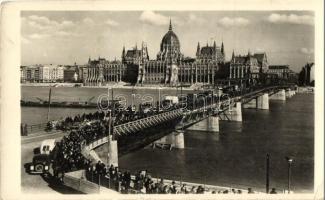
[158,87,161,112]
[193,93,197,110]
[285,156,294,193]
[266,154,270,193]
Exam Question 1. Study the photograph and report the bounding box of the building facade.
[39,64,64,82]
[20,65,41,83]
[196,41,225,63]
[81,20,226,86]
[82,58,127,86]
[229,51,269,86]
[80,20,286,87]
[268,65,291,79]
[136,20,223,86]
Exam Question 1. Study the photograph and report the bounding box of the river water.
[21,86,314,193]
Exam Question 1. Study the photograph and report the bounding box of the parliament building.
[82,20,267,87]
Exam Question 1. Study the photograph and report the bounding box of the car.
[29,154,51,174]
[29,139,56,174]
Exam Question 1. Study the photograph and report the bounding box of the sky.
[21,11,314,72]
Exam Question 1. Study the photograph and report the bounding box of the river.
[21,86,314,193]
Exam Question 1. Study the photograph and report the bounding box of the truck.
[28,139,57,175]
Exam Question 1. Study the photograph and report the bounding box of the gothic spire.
[232,50,235,60]
[196,42,200,57]
[169,18,172,31]
[122,45,125,61]
[221,41,224,54]
[213,40,216,50]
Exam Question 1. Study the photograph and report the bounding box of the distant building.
[298,62,314,86]
[196,41,225,63]
[122,43,149,64]
[20,66,27,83]
[81,20,228,86]
[79,19,284,87]
[39,64,64,82]
[82,58,127,86]
[268,65,291,79]
[229,51,269,86]
[62,64,81,82]
[21,65,41,83]
[137,20,222,86]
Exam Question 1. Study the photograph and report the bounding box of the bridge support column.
[220,102,242,122]
[186,116,219,132]
[173,131,185,149]
[231,102,242,121]
[207,116,219,132]
[107,135,118,167]
[270,89,286,101]
[257,93,269,110]
[243,94,269,110]
[154,131,185,149]
[286,89,295,98]
[286,90,291,98]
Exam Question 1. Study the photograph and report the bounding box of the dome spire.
[169,18,172,31]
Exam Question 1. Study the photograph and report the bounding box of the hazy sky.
[21,11,314,72]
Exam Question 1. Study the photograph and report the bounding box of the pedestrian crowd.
[84,161,253,194]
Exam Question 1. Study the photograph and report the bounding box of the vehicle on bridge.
[28,139,57,175]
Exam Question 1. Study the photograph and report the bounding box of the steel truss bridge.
[108,85,293,138]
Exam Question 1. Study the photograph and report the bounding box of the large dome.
[157,20,182,62]
[160,30,180,51]
[160,20,180,51]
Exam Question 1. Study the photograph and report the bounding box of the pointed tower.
[169,18,172,31]
[231,50,235,61]
[221,41,225,62]
[88,56,91,64]
[196,42,200,58]
[213,41,216,50]
[141,42,149,62]
[122,46,125,63]
[221,41,224,55]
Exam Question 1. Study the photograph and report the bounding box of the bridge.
[81,85,296,167]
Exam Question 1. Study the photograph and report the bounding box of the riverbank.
[21,82,195,91]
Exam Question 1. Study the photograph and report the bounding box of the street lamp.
[158,87,162,112]
[285,156,294,193]
[266,154,270,193]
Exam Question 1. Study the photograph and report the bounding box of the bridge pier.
[173,131,185,149]
[270,89,286,101]
[186,116,219,132]
[207,116,219,132]
[258,93,269,110]
[244,93,269,110]
[153,131,185,149]
[220,102,242,122]
[286,89,295,98]
[107,135,118,167]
